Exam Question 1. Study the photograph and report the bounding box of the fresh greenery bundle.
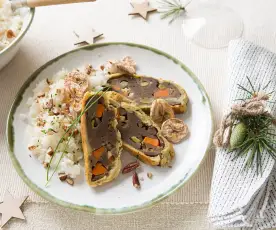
[214,77,276,174]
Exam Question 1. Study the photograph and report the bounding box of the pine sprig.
[45,87,109,186]
[231,115,276,174]
[229,78,276,174]
[156,0,191,23]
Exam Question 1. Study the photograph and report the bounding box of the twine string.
[213,94,269,147]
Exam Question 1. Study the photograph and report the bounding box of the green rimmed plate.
[7,43,213,214]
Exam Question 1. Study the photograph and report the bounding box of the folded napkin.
[209,39,276,229]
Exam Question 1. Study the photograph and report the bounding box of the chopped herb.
[41,130,46,134]
[48,128,57,133]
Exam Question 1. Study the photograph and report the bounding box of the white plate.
[7,43,213,214]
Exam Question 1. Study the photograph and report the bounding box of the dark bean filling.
[107,75,181,105]
[117,108,164,157]
[86,96,118,181]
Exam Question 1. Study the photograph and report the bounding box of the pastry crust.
[108,73,189,114]
[81,91,122,187]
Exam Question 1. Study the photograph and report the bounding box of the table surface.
[1,0,276,229]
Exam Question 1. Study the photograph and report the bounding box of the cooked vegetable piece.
[120,116,126,121]
[96,104,105,118]
[140,98,151,103]
[112,85,121,91]
[120,81,128,88]
[154,89,169,98]
[143,137,160,147]
[158,84,166,89]
[131,136,141,143]
[91,120,95,128]
[92,162,107,175]
[140,81,149,86]
[92,146,105,160]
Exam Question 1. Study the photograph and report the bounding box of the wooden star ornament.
[129,1,157,20]
[0,191,28,227]
[74,29,103,46]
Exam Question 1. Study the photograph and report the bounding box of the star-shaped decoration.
[129,1,157,20]
[74,29,103,46]
[0,191,28,227]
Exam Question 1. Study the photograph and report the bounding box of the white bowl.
[0,7,34,71]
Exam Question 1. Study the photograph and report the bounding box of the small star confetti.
[129,1,157,20]
[74,29,103,46]
[0,191,28,227]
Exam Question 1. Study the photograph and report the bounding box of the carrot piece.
[143,137,160,147]
[112,85,121,91]
[92,146,105,160]
[154,89,169,98]
[96,104,105,118]
[92,162,107,175]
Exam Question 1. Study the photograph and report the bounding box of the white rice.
[25,65,109,180]
[0,3,23,51]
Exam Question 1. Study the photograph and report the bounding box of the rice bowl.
[0,4,34,71]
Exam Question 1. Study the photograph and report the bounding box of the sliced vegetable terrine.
[107,91,175,167]
[107,73,188,114]
[80,91,123,187]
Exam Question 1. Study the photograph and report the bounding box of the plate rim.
[6,42,214,214]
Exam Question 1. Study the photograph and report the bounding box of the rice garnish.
[25,65,108,181]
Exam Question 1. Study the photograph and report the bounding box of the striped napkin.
[209,39,276,229]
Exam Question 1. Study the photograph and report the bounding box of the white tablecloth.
[1,0,276,229]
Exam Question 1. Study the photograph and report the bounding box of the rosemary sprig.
[156,0,191,23]
[45,87,109,186]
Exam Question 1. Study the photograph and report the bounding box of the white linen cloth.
[209,39,276,229]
